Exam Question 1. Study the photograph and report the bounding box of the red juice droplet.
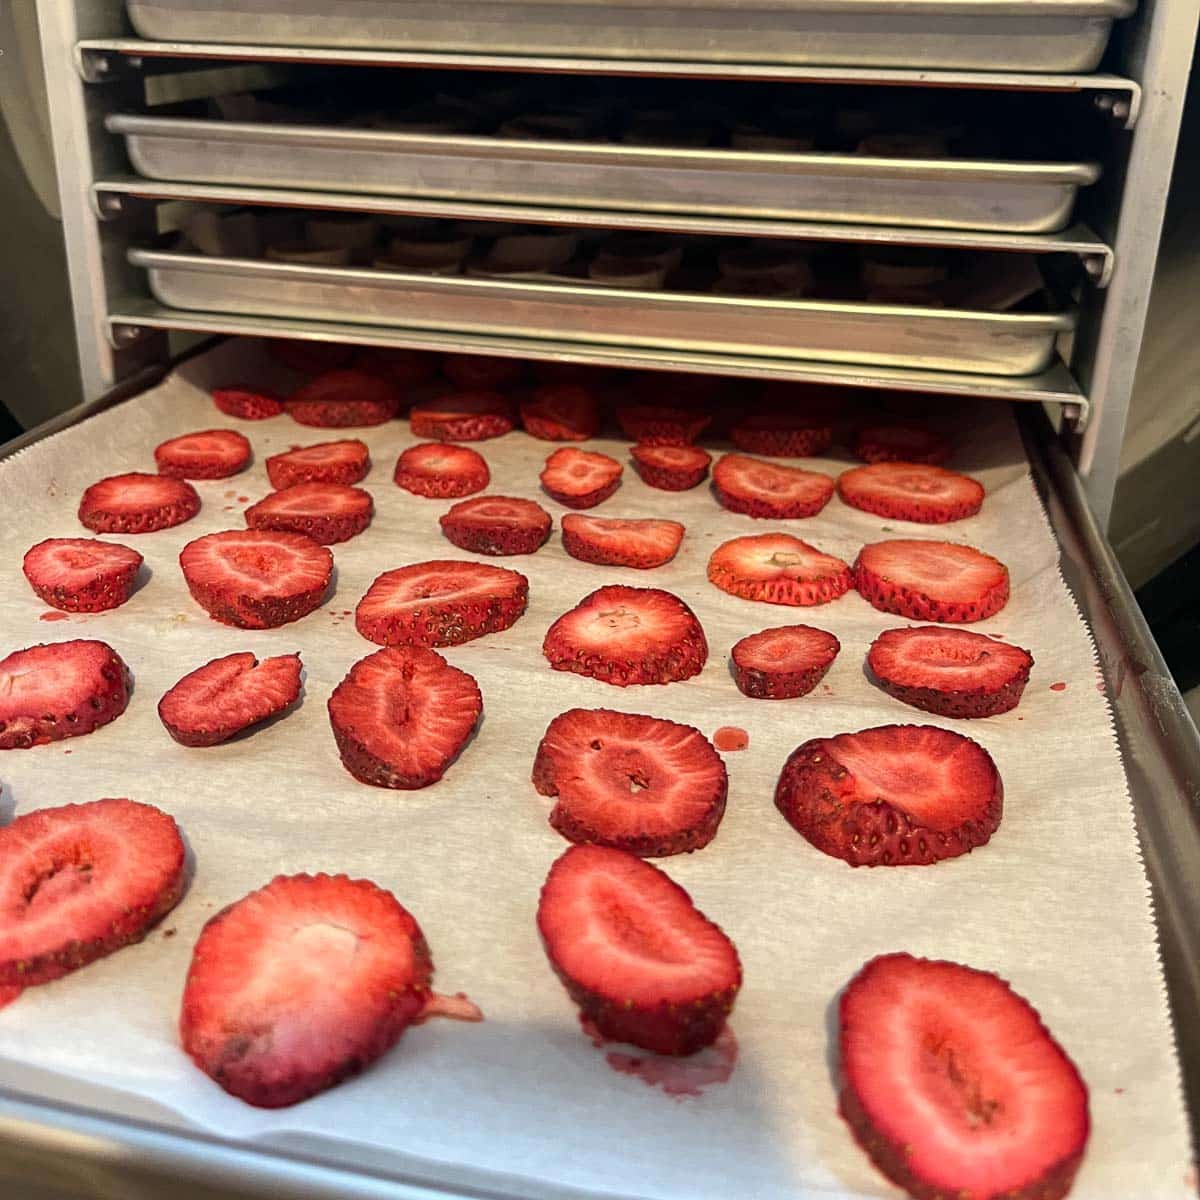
[714,726,749,752]
[606,1027,739,1098]
[39,611,68,622]
[1050,681,1068,692]
[237,495,250,503]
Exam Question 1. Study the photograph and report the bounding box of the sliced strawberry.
[212,388,284,420]
[439,496,552,556]
[868,626,1033,718]
[394,443,489,499]
[266,338,354,375]
[0,799,184,987]
[328,646,482,788]
[23,538,142,612]
[352,346,439,390]
[356,561,528,647]
[855,423,951,465]
[713,454,835,519]
[244,482,373,545]
[286,369,404,427]
[158,652,302,746]
[627,371,725,409]
[520,384,601,442]
[561,515,684,569]
[731,625,840,699]
[775,723,1002,866]
[616,403,711,446]
[179,530,333,629]
[630,443,712,491]
[855,539,1009,623]
[543,585,707,687]
[534,709,727,856]
[838,462,984,524]
[180,873,432,1108]
[730,411,834,458]
[708,534,853,607]
[154,429,252,480]
[839,953,1089,1200]
[79,473,200,535]
[267,439,370,489]
[410,391,515,441]
[540,447,623,509]
[538,844,741,1054]
[0,641,131,749]
[442,353,525,391]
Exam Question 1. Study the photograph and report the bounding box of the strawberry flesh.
[267,439,370,489]
[410,391,514,441]
[855,539,1009,623]
[394,443,490,499]
[439,496,552,556]
[732,624,840,699]
[708,533,853,606]
[79,473,200,534]
[520,384,601,441]
[540,447,623,509]
[616,403,711,446]
[855,423,950,465]
[154,429,252,480]
[561,515,684,569]
[352,347,438,390]
[442,353,525,391]
[244,482,374,545]
[838,462,984,524]
[630,443,712,491]
[730,411,834,458]
[23,538,142,612]
[286,369,404,427]
[713,454,835,519]
[212,388,284,420]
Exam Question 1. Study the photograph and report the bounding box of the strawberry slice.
[410,391,514,441]
[442,353,526,391]
[23,538,142,612]
[244,482,374,545]
[356,561,528,647]
[394,443,489,499]
[520,384,601,442]
[543,585,707,686]
[534,709,727,856]
[838,462,984,524]
[538,844,741,1054]
[616,403,711,446]
[838,953,1089,1200]
[730,411,834,458]
[439,496,552,556]
[180,873,433,1108]
[352,346,439,390]
[561,514,684,569]
[267,439,370,489]
[855,539,1009,623]
[328,646,482,788]
[775,723,1002,866]
[0,799,185,987]
[540,447,623,509]
[267,338,354,374]
[154,429,252,480]
[180,530,333,629]
[79,473,200,534]
[713,454,835,519]
[855,423,951,465]
[630,443,712,491]
[0,640,131,749]
[708,533,853,606]
[731,624,840,699]
[286,369,404,427]
[868,626,1034,718]
[158,652,303,746]
[212,388,284,420]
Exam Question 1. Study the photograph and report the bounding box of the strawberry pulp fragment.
[561,515,684,569]
[855,539,1009,623]
[630,443,712,491]
[713,454,835,519]
[267,439,370,489]
[439,496,552,556]
[212,388,284,420]
[616,403,711,446]
[540,447,623,509]
[855,423,951,465]
[155,429,252,480]
[286,369,404,427]
[23,538,142,612]
[838,462,984,524]
[442,353,526,391]
[410,391,514,441]
[731,625,840,699]
[520,384,601,441]
[708,533,853,606]
[394,443,489,499]
[79,473,200,534]
[244,482,374,545]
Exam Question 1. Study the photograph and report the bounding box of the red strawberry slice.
[180,873,433,1108]
[730,411,834,458]
[410,391,514,441]
[440,496,552,556]
[630,443,712,491]
[855,423,951,465]
[267,338,354,375]
[356,561,528,647]
[855,539,1009,623]
[708,533,853,606]
[628,370,725,408]
[154,429,252,480]
[267,439,370,489]
[79,473,200,534]
[616,403,711,446]
[212,388,284,420]
[0,799,185,987]
[352,346,439,390]
[23,538,142,612]
[540,447,623,509]
[180,530,333,629]
[731,624,840,699]
[534,709,727,856]
[868,626,1034,718]
[244,482,373,545]
[537,844,741,1055]
[442,353,525,391]
[394,443,489,499]
[158,652,303,746]
[286,369,403,427]
[328,646,482,788]
[713,454,835,519]
[561,514,684,569]
[543,585,707,686]
[838,462,984,524]
[775,723,1002,866]
[520,384,601,441]
[0,640,131,749]
[838,953,1089,1200]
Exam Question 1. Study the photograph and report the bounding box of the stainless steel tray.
[124,0,1137,71]
[128,248,1075,375]
[108,114,1102,234]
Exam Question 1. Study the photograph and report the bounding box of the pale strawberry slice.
[731,624,840,699]
[708,533,853,606]
[520,384,601,441]
[540,447,622,509]
[439,496,552,555]
[179,530,333,629]
[244,482,374,545]
[352,346,439,390]
[328,646,482,788]
[23,538,143,612]
[158,652,303,746]
[713,454,835,519]
[212,387,284,420]
[154,429,252,480]
[267,439,370,489]
[616,403,711,446]
[180,873,433,1108]
[79,473,200,534]
[538,844,741,1054]
[543,585,707,686]
[267,338,354,374]
[394,443,489,499]
[838,462,984,524]
[868,626,1033,718]
[855,423,951,465]
[286,369,404,427]
[356,561,528,647]
[0,799,184,987]
[561,514,684,569]
[839,953,1089,1200]
[730,410,834,458]
[630,443,712,491]
[409,391,514,441]
[442,353,525,391]
[534,709,727,856]
[855,539,1009,623]
[775,723,1002,866]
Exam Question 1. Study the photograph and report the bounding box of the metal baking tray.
[107,114,1102,234]
[123,0,1137,71]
